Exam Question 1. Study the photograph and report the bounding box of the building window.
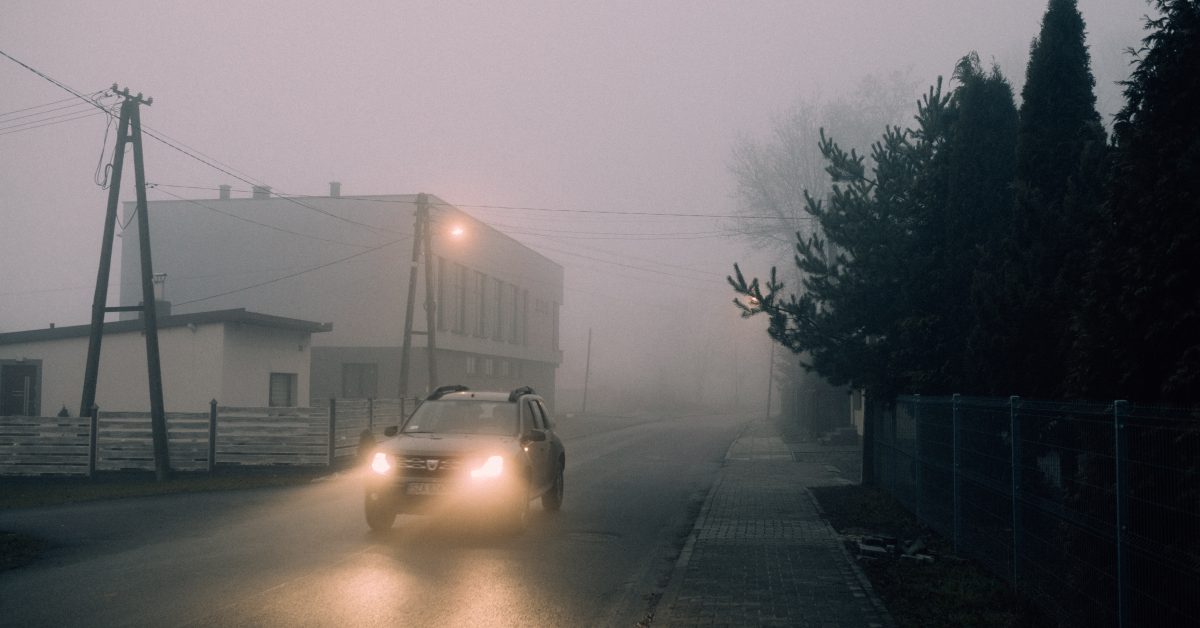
[552,301,560,350]
[476,272,489,338]
[497,359,509,378]
[269,372,298,407]
[492,278,504,341]
[509,284,519,343]
[520,289,529,346]
[436,256,447,332]
[466,355,478,375]
[482,357,494,376]
[341,363,378,398]
[456,263,468,333]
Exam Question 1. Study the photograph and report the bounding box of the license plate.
[407,482,452,496]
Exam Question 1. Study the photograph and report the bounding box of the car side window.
[535,400,553,429]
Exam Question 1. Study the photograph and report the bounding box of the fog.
[0,1,1146,414]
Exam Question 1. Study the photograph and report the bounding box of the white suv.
[363,385,565,532]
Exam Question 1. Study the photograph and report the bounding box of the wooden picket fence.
[0,397,419,477]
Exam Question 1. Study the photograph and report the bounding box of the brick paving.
[656,420,893,627]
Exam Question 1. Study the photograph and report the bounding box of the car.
[363,384,566,533]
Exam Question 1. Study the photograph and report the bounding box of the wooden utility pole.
[398,197,423,398]
[79,85,170,480]
[420,193,438,389]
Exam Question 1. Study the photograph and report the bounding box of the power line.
[0,96,103,124]
[0,108,108,137]
[0,51,402,239]
[0,49,110,113]
[174,238,406,307]
[0,93,87,118]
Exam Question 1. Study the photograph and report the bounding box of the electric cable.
[174,237,408,307]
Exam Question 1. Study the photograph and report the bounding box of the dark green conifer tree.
[1071,0,1200,402]
[937,55,1019,392]
[975,0,1106,397]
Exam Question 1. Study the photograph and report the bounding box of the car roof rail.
[428,384,469,400]
[508,385,536,402]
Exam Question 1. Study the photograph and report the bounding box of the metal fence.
[870,394,1199,628]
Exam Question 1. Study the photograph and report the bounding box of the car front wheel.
[504,480,530,534]
[542,463,564,512]
[364,494,395,531]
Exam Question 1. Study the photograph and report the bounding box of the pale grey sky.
[0,1,1147,409]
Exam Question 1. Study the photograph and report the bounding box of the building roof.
[0,308,332,345]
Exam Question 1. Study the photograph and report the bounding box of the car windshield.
[401,400,518,436]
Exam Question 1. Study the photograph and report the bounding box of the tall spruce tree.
[1071,0,1200,402]
[937,55,1019,392]
[975,0,1106,397]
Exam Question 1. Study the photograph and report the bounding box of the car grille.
[398,455,462,477]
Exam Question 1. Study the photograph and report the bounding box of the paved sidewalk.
[656,420,893,627]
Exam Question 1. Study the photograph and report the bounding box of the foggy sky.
[0,1,1147,411]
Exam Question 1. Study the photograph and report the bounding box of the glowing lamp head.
[449,224,465,239]
[370,452,392,475]
[470,455,505,479]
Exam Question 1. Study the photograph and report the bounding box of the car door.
[522,399,552,493]
[535,399,563,465]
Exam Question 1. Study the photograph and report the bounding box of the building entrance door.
[0,363,40,416]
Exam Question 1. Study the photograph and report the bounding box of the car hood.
[376,433,521,457]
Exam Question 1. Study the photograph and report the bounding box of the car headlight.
[470,455,504,479]
[370,452,392,476]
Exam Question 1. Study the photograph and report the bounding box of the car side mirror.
[384,426,398,437]
[523,430,547,443]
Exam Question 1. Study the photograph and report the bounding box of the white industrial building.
[117,185,563,407]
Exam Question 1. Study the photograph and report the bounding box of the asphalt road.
[0,411,747,627]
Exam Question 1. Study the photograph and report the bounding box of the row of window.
[435,257,559,349]
[464,355,522,378]
[337,356,528,399]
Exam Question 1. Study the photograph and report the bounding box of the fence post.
[88,404,99,477]
[208,399,218,473]
[1114,399,1130,628]
[862,392,875,487]
[368,397,375,431]
[327,397,337,467]
[1010,395,1022,588]
[914,394,923,522]
[952,393,962,554]
[889,401,898,493]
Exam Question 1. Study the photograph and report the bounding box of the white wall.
[221,324,312,407]
[0,321,314,413]
[121,195,563,366]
